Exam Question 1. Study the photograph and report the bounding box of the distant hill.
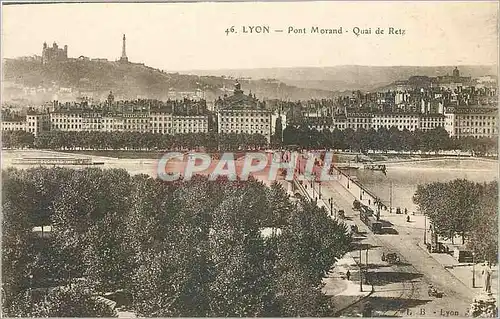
[185,65,498,92]
[2,58,337,103]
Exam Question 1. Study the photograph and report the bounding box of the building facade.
[420,114,446,132]
[171,115,209,134]
[27,112,50,137]
[372,113,420,131]
[444,107,498,138]
[42,42,68,64]
[2,120,27,132]
[216,82,272,142]
[345,113,373,130]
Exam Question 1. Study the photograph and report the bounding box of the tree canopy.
[413,179,497,263]
[2,168,351,317]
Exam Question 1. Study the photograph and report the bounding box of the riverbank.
[339,158,497,213]
[5,148,496,162]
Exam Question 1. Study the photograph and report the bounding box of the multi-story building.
[444,107,498,138]
[299,112,445,133]
[27,111,50,137]
[99,114,122,132]
[216,82,272,142]
[2,120,27,132]
[46,99,211,135]
[345,112,373,130]
[372,113,420,131]
[333,115,347,130]
[296,116,335,132]
[150,110,172,134]
[419,114,446,132]
[50,110,83,131]
[122,112,150,133]
[171,115,209,134]
[82,112,103,131]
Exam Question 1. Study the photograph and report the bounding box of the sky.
[2,1,498,71]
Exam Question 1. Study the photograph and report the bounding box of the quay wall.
[332,167,388,211]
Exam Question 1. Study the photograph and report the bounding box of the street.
[322,180,473,317]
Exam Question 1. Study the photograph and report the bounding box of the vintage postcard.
[1,1,498,318]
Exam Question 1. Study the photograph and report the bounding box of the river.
[340,158,498,213]
[2,151,497,213]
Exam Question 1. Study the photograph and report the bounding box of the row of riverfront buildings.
[2,82,282,143]
[298,107,497,139]
[2,79,498,141]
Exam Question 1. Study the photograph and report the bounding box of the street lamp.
[365,248,370,285]
[330,198,334,217]
[472,252,476,288]
[423,215,427,244]
[359,248,363,292]
[472,204,476,288]
[28,274,33,314]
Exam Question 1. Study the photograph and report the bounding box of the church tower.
[119,34,129,63]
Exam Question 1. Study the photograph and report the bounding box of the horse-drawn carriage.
[382,252,400,264]
[428,285,443,298]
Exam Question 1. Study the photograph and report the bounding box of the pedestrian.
[407,215,410,222]
[404,208,408,215]
[346,270,351,281]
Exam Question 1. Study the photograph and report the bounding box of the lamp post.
[472,252,476,288]
[472,206,476,288]
[423,215,428,245]
[330,198,334,217]
[29,274,33,314]
[389,181,393,214]
[365,248,369,285]
[359,248,363,292]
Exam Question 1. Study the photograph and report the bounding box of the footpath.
[415,240,498,299]
[286,179,373,315]
[330,174,498,302]
[378,211,498,299]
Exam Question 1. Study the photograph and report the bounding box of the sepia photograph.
[1,1,498,317]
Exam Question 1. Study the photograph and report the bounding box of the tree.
[208,193,269,317]
[2,169,35,303]
[467,182,498,263]
[273,200,350,316]
[265,182,294,227]
[272,116,283,147]
[413,179,493,248]
[2,167,353,317]
[5,285,117,317]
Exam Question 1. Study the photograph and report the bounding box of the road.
[322,180,473,317]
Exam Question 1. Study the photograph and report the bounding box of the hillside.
[186,65,498,92]
[2,58,337,103]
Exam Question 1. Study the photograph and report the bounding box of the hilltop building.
[42,42,68,64]
[119,34,129,63]
[388,67,473,91]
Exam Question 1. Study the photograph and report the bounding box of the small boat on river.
[364,163,387,172]
[12,157,104,166]
[337,166,360,170]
